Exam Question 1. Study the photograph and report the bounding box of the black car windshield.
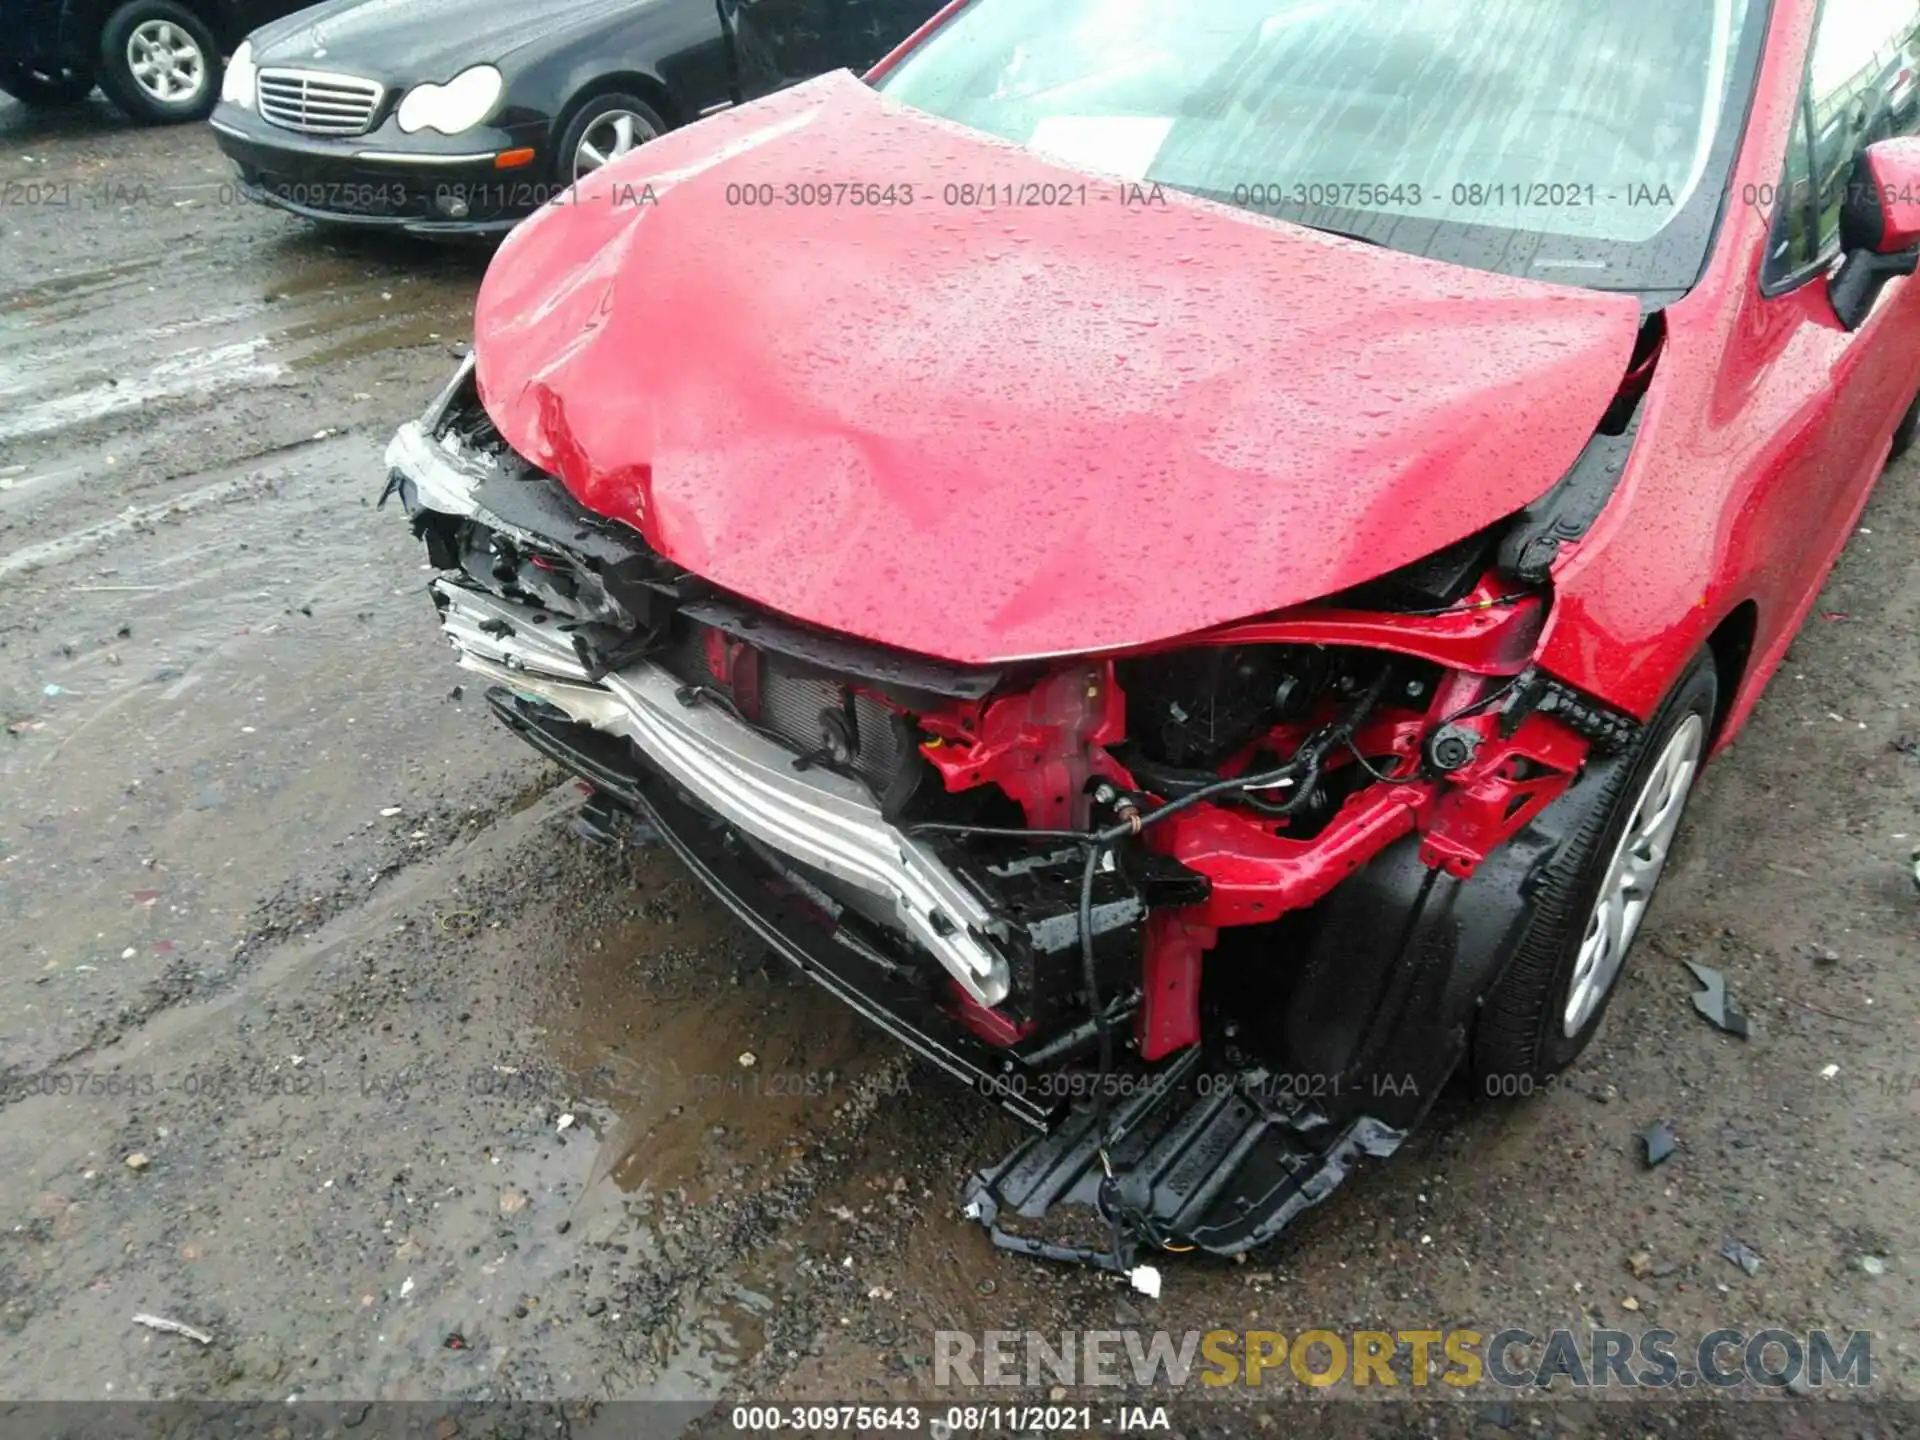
[875,0,1769,293]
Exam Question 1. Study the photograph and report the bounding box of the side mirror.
[1842,136,1920,253]
[1832,137,1920,331]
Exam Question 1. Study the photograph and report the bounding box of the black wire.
[911,678,1394,851]
[1078,841,1109,1126]
[904,821,1092,842]
[1344,738,1423,785]
[1334,674,1519,788]
[673,683,799,753]
[1436,674,1523,727]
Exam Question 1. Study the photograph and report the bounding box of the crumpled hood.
[474,73,1642,665]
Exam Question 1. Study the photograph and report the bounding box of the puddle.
[539,870,881,1206]
[447,850,900,1394]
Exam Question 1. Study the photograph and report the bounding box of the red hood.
[474,73,1641,665]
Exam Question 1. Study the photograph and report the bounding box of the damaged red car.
[385,0,1920,1270]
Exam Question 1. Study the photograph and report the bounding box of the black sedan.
[208,0,940,235]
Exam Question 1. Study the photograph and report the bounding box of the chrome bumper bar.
[392,419,1011,1005]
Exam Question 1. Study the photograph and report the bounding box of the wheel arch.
[1703,599,1759,747]
[549,70,680,160]
[92,0,230,49]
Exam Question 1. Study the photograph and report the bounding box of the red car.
[386,0,1920,1271]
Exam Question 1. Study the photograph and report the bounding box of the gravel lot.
[2,98,1916,1436]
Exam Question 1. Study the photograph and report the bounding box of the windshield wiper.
[1291,221,1385,248]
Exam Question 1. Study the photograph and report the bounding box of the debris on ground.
[132,1313,213,1345]
[1685,961,1751,1038]
[1641,1120,1677,1167]
[1720,1237,1763,1277]
[1628,1251,1685,1280]
[124,1152,151,1172]
[1860,1256,1888,1277]
[1128,1265,1163,1299]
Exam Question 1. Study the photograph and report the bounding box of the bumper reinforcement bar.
[434,576,1012,1007]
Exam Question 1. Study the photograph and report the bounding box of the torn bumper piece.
[964,1059,1405,1272]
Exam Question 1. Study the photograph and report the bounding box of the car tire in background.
[1470,650,1719,1087]
[556,93,666,186]
[97,0,220,124]
[0,64,97,107]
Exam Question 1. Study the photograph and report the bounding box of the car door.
[1753,0,1920,615]
[721,0,936,100]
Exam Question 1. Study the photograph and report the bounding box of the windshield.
[876,0,1767,292]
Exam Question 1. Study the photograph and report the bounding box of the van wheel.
[1470,652,1717,1086]
[98,1,219,124]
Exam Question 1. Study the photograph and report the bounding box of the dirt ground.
[2,99,1917,1436]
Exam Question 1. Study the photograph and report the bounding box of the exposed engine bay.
[385,358,1643,1272]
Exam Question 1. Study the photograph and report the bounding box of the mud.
[2,102,1918,1433]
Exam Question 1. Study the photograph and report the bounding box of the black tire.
[1470,651,1718,1085]
[97,0,219,125]
[0,63,97,107]
[1891,391,1920,462]
[554,93,667,187]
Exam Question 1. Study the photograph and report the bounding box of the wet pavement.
[2,101,1918,1430]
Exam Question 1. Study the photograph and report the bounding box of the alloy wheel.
[126,19,205,105]
[1562,713,1704,1036]
[573,110,658,181]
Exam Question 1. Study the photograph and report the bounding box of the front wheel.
[1470,652,1717,1085]
[556,94,665,186]
[0,63,96,107]
[97,1,219,124]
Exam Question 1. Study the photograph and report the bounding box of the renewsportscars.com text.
[934,1327,1872,1391]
